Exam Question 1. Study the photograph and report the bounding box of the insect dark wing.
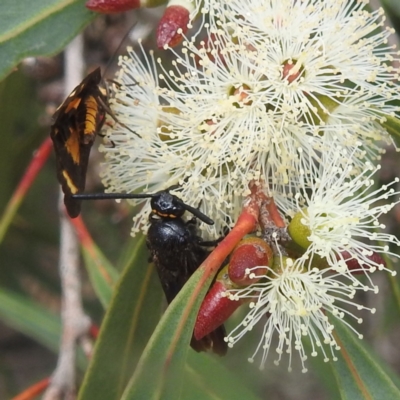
[147,219,206,302]
[50,68,108,218]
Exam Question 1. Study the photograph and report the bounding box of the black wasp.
[73,188,227,355]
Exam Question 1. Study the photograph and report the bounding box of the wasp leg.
[198,237,223,247]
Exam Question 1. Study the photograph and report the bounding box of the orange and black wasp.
[50,68,111,218]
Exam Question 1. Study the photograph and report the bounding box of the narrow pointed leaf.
[0,287,61,351]
[381,0,400,33]
[380,250,400,317]
[78,236,163,400]
[81,242,120,308]
[117,233,147,271]
[184,352,262,400]
[0,287,88,369]
[330,317,400,399]
[0,0,94,81]
[121,266,211,400]
[380,114,400,146]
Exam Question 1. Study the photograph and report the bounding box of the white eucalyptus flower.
[100,0,400,236]
[101,36,323,233]
[277,148,399,281]
[206,0,400,135]
[225,257,376,372]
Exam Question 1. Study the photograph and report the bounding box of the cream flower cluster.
[225,257,377,373]
[224,149,398,371]
[101,0,399,234]
[100,0,400,371]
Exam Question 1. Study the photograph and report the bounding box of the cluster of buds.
[195,237,274,340]
[92,0,400,371]
[86,0,197,48]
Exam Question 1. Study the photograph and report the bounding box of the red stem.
[70,216,114,286]
[166,191,261,364]
[265,197,286,228]
[11,377,50,400]
[89,323,100,339]
[70,215,94,249]
[0,137,53,244]
[14,137,53,199]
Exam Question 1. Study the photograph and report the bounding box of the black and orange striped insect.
[50,67,119,218]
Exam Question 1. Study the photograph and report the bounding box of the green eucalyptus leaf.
[0,287,88,370]
[380,114,400,147]
[0,287,61,351]
[379,250,400,319]
[78,235,163,400]
[81,241,120,309]
[121,266,211,400]
[382,0,400,14]
[116,233,146,271]
[0,0,95,81]
[330,317,400,400]
[382,0,400,33]
[184,352,262,400]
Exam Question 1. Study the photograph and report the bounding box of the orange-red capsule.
[228,237,273,286]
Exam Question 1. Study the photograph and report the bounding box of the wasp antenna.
[179,201,214,225]
[166,184,181,192]
[71,192,154,200]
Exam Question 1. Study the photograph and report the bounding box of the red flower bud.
[156,5,189,49]
[228,237,273,286]
[86,0,140,13]
[337,250,386,273]
[194,281,243,340]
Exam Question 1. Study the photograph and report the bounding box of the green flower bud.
[288,209,312,250]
